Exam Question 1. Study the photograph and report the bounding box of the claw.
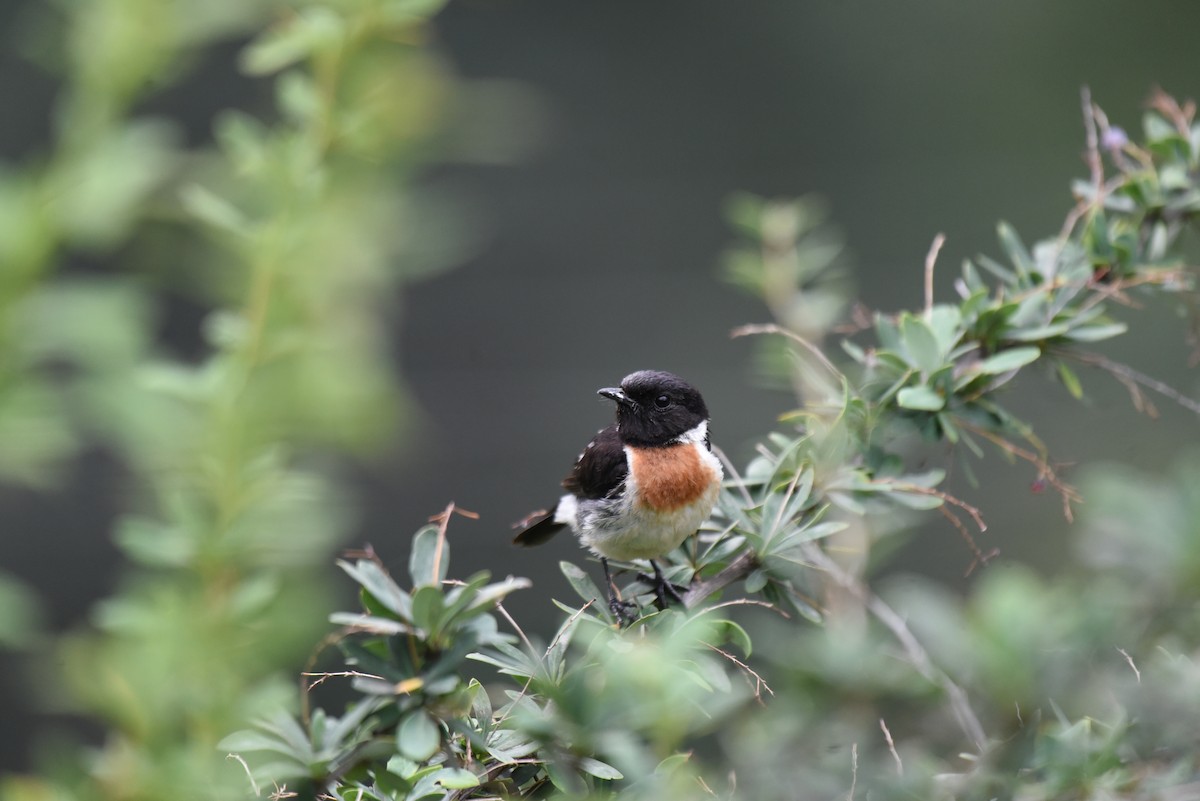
[602,557,639,627]
[636,561,688,610]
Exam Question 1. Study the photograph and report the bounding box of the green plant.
[221,89,1200,799]
[1,1,477,799]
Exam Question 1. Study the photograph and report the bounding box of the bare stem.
[802,542,988,751]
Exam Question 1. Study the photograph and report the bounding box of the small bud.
[1101,126,1128,151]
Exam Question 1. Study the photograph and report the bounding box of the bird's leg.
[602,557,637,626]
[637,560,687,610]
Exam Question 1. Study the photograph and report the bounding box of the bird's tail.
[512,508,566,547]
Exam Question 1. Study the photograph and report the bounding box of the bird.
[512,370,722,623]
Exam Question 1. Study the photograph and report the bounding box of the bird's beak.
[598,387,632,406]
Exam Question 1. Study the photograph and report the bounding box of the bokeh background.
[2,0,1199,775]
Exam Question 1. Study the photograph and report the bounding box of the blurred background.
[2,0,1199,779]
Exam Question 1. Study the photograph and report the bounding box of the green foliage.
[0,0,472,799]
[219,91,1200,800]
[6,1,1200,797]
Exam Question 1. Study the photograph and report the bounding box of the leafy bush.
[220,91,1200,799]
[4,0,1200,798]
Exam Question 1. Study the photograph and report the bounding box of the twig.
[706,643,774,702]
[955,420,1080,522]
[924,233,946,317]
[802,542,988,750]
[301,670,386,691]
[879,718,903,776]
[871,480,987,532]
[268,784,299,801]
[1060,348,1200,416]
[681,551,759,609]
[847,742,859,801]
[1117,647,1141,683]
[427,503,478,586]
[1082,86,1104,191]
[495,600,537,658]
[227,753,261,797]
[732,323,844,380]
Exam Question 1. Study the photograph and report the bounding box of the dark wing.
[512,508,563,547]
[512,425,627,548]
[562,424,628,500]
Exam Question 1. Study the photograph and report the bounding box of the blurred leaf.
[0,572,42,648]
[977,346,1040,374]
[578,757,623,781]
[899,314,944,375]
[241,8,345,76]
[397,710,441,762]
[409,524,449,588]
[560,561,604,607]
[897,385,944,411]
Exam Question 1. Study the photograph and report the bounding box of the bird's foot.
[636,561,688,610]
[607,594,639,627]
[601,557,640,627]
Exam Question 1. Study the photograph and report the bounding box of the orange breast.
[628,444,718,511]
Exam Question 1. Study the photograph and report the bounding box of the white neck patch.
[674,419,709,446]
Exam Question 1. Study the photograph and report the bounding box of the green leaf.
[897,385,945,411]
[179,184,247,234]
[926,305,963,357]
[337,559,413,620]
[899,315,944,375]
[411,585,445,633]
[241,8,345,76]
[436,767,481,789]
[397,711,441,762]
[560,561,604,606]
[744,569,768,593]
[997,221,1035,277]
[1057,361,1084,399]
[977,346,1040,374]
[578,757,624,780]
[1005,323,1070,342]
[1063,322,1128,342]
[409,524,448,588]
[716,619,753,656]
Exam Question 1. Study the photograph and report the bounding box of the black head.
[597,370,710,447]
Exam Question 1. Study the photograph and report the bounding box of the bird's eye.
[654,394,672,409]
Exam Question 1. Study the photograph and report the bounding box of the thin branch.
[682,551,759,609]
[706,643,775,702]
[427,503,478,586]
[301,670,386,691]
[1060,348,1200,416]
[1117,647,1141,684]
[1082,86,1105,191]
[955,420,1080,522]
[924,233,946,317]
[847,742,859,801]
[732,323,844,380]
[871,479,987,532]
[495,600,537,658]
[227,753,261,797]
[802,542,988,750]
[879,718,903,776]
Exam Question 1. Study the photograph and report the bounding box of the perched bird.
[513,370,722,621]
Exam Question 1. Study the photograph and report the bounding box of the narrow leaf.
[897,385,945,411]
[977,346,1040,374]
